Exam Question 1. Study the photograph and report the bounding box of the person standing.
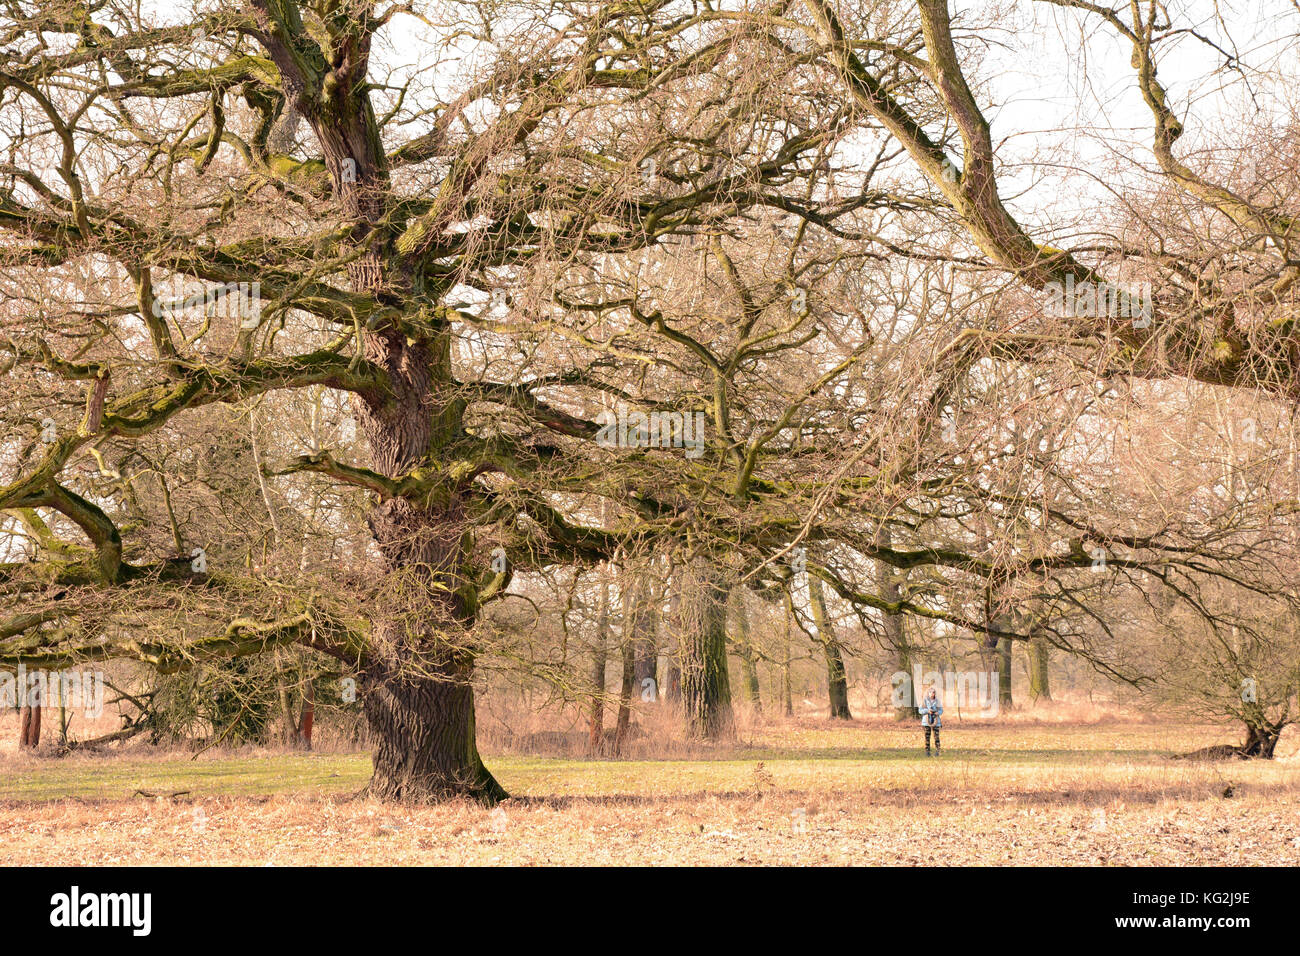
[920,686,943,755]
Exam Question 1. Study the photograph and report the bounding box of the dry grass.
[2,715,1298,865]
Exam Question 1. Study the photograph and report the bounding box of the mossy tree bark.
[342,328,503,801]
[356,469,503,801]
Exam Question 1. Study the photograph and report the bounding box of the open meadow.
[4,714,1297,866]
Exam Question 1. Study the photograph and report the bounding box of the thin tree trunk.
[739,648,762,714]
[662,571,682,708]
[998,636,1014,709]
[983,600,1014,713]
[1028,630,1052,702]
[588,568,609,755]
[57,680,69,749]
[299,679,315,751]
[632,574,659,701]
[877,529,916,720]
[731,589,763,715]
[783,597,794,717]
[614,637,635,755]
[18,705,30,748]
[808,575,851,719]
[621,570,657,749]
[18,672,40,749]
[276,661,301,747]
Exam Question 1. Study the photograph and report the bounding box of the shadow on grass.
[506,780,1290,810]
[538,746,1174,763]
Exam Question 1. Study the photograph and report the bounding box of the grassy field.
[2,718,1298,865]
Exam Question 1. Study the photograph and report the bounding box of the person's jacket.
[920,694,943,728]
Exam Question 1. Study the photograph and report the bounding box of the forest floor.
[2,719,1298,865]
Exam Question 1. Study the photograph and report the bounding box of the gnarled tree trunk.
[243,3,506,804]
[1241,724,1281,758]
[1241,707,1287,758]
[357,504,503,803]
[350,332,504,803]
[362,652,503,801]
